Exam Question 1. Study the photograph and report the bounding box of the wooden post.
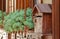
[8,33,11,39]
[52,0,60,39]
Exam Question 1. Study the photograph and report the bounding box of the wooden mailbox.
[33,4,52,35]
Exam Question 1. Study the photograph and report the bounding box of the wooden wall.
[6,0,34,13]
[43,13,52,34]
[16,0,34,10]
[3,0,6,11]
[0,0,2,10]
[0,0,6,11]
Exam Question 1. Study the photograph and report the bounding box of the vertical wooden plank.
[52,0,60,39]
[16,0,24,10]
[16,0,18,10]
[6,0,9,13]
[16,0,21,10]
[43,13,52,34]
[8,33,11,39]
[0,0,4,11]
[21,0,24,9]
[26,0,29,8]
[16,0,34,10]
[8,0,12,13]
[18,0,21,10]
[52,0,55,39]
[2,0,3,11]
[3,0,6,11]
[0,0,2,10]
[24,0,29,9]
[13,0,15,11]
[28,0,34,8]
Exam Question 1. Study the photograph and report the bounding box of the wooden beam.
[52,0,60,39]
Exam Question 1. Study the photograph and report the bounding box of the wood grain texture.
[28,0,34,8]
[52,0,60,39]
[21,0,24,9]
[3,0,6,11]
[43,13,52,34]
[0,0,3,10]
[16,0,34,10]
[0,0,6,11]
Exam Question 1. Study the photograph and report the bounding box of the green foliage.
[4,10,25,33]
[24,8,34,29]
[23,21,34,29]
[19,9,25,16]
[4,8,34,33]
[26,8,32,16]
[26,16,33,22]
[3,12,7,17]
[0,10,3,25]
[0,11,2,18]
[0,10,7,26]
